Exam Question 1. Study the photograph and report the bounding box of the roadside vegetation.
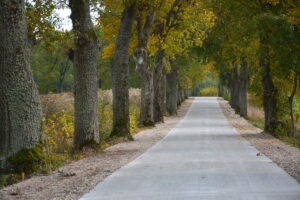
[1,0,300,191]
[247,95,300,149]
[0,90,141,189]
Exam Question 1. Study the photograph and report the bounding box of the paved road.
[80,97,300,200]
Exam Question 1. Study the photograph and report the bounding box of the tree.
[133,4,156,126]
[152,0,215,121]
[110,3,136,138]
[166,61,178,115]
[0,0,42,170]
[70,0,100,147]
[239,57,248,117]
[152,0,184,122]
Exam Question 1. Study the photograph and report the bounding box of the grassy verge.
[246,94,300,149]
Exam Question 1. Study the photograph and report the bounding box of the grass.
[247,98,265,130]
[278,135,300,149]
[0,89,141,189]
[246,94,300,149]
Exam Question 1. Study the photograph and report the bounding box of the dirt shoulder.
[0,98,194,200]
[219,98,300,183]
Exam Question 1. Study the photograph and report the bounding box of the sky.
[54,8,99,31]
[55,8,72,31]
[26,0,99,31]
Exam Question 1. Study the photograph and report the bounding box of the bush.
[44,109,74,154]
[98,93,113,140]
[199,87,218,96]
[2,89,142,187]
[8,145,46,173]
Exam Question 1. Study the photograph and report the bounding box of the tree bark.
[0,0,42,170]
[184,89,189,99]
[218,72,226,97]
[288,73,298,137]
[260,38,278,133]
[177,88,182,106]
[70,0,100,147]
[218,85,224,97]
[153,48,166,122]
[177,89,185,105]
[110,5,136,138]
[166,63,178,115]
[239,58,248,118]
[134,13,155,126]
[229,65,240,113]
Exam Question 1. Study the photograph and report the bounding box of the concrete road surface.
[80,97,300,200]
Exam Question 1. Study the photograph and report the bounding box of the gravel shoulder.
[0,99,194,200]
[219,98,300,183]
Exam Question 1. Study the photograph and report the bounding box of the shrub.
[2,89,142,187]
[199,87,218,96]
[43,109,74,154]
[98,95,113,140]
[8,145,46,173]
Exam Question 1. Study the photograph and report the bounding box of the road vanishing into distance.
[80,97,300,200]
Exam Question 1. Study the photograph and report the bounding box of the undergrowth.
[247,94,300,149]
[199,87,218,96]
[0,89,141,189]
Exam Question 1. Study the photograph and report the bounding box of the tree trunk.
[260,38,278,133]
[229,66,240,113]
[218,71,228,97]
[138,71,154,126]
[218,71,226,97]
[218,85,224,97]
[110,5,136,138]
[134,13,155,126]
[184,89,189,99]
[239,58,248,118]
[70,0,100,147]
[177,88,182,106]
[153,49,166,122]
[288,73,298,137]
[166,63,178,115]
[177,89,184,105]
[0,0,42,170]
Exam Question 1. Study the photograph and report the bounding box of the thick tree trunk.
[153,49,166,122]
[162,75,167,114]
[70,0,100,147]
[138,71,154,126]
[177,88,182,106]
[135,50,154,126]
[288,73,298,137]
[134,14,155,126]
[229,66,240,113]
[181,90,185,102]
[218,71,226,97]
[260,39,278,133]
[110,5,136,138]
[166,63,178,115]
[177,89,184,105]
[239,58,248,118]
[218,85,224,97]
[0,0,42,170]
[184,89,189,99]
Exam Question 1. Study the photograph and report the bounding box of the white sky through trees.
[26,0,99,31]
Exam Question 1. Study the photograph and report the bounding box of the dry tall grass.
[247,104,264,122]
[40,89,141,171]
